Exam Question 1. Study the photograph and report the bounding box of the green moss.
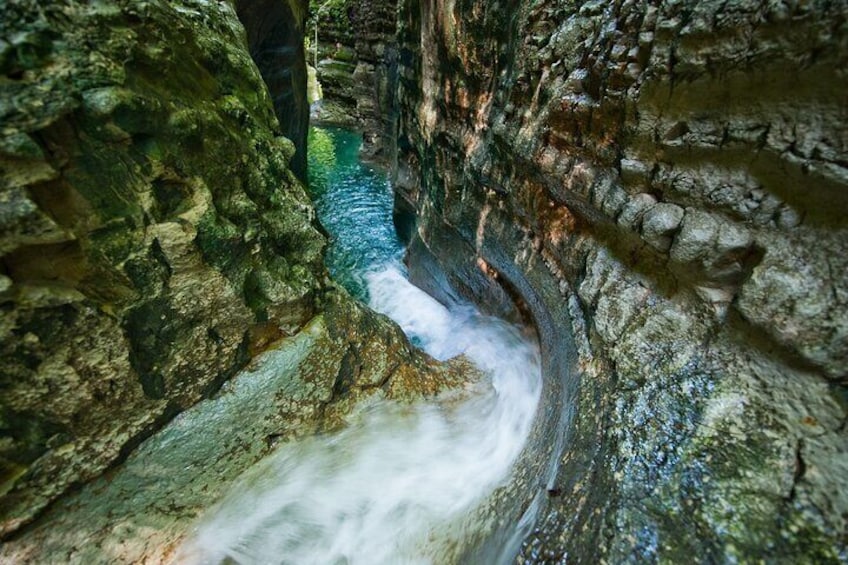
[87,217,142,265]
[0,409,67,466]
[242,269,272,319]
[0,132,43,160]
[151,178,192,220]
[0,0,330,537]
[195,213,245,265]
[308,0,354,36]
[123,239,171,295]
[0,459,28,498]
[124,297,177,400]
[775,514,844,563]
[64,138,145,222]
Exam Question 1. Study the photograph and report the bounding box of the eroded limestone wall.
[395,0,847,561]
[311,0,399,164]
[236,0,311,180]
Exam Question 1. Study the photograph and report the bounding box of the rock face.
[236,0,310,180]
[394,0,848,561]
[310,0,399,165]
[0,293,471,563]
[0,0,451,549]
[0,0,324,536]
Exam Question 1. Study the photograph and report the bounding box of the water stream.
[182,128,542,564]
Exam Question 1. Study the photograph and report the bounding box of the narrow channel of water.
[181,128,541,564]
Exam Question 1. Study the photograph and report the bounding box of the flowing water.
[181,128,542,564]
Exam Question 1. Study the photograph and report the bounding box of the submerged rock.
[0,289,474,563]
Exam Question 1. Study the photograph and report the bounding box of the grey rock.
[640,202,684,252]
[392,0,848,561]
[670,209,719,263]
[617,192,657,231]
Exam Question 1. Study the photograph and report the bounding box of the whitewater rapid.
[178,128,542,564]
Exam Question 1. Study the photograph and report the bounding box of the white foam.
[179,263,541,564]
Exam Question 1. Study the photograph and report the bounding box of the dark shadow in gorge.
[235,0,309,181]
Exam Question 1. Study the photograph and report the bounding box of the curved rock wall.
[395,0,847,561]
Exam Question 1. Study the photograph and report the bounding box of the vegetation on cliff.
[0,1,447,554]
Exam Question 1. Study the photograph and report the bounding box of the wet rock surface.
[235,0,310,181]
[0,0,324,536]
[309,0,399,165]
[0,290,471,563]
[394,0,847,561]
[0,0,462,552]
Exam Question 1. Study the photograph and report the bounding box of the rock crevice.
[309,0,400,165]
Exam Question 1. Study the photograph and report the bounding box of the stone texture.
[0,0,478,556]
[640,202,684,252]
[0,291,475,563]
[309,0,399,165]
[0,0,329,536]
[236,0,310,181]
[393,0,848,561]
[0,0,415,546]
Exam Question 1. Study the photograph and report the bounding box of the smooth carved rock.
[0,293,476,563]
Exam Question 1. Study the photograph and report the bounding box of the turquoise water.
[182,127,541,564]
[307,126,404,301]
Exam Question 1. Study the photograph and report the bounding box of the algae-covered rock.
[235,0,311,181]
[0,0,479,553]
[0,289,476,563]
[0,0,326,536]
[309,0,400,165]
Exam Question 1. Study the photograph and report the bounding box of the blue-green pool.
[307,126,404,301]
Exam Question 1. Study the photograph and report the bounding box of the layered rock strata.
[310,0,399,165]
[395,0,848,561]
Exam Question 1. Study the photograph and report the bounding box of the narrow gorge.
[1,0,846,563]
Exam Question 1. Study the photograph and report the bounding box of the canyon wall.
[310,0,399,164]
[236,0,311,180]
[0,0,322,537]
[395,0,847,561]
[0,0,452,551]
